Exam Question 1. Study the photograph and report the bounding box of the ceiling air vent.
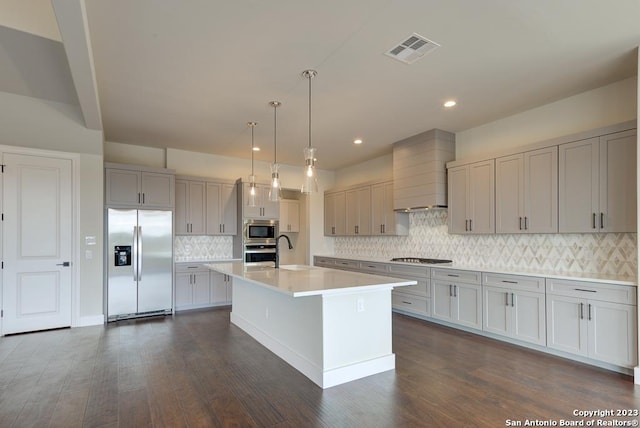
[385,33,440,64]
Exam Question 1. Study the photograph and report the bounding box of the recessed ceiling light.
[443,100,457,108]
[252,147,260,151]
[353,139,363,145]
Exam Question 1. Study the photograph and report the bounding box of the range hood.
[393,129,455,211]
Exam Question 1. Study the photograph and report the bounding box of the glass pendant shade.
[269,163,282,202]
[301,146,318,194]
[247,174,257,207]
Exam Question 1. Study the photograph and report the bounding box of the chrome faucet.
[275,234,293,268]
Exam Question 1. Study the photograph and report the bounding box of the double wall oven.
[243,219,278,264]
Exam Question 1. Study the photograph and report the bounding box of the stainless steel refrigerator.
[107,208,173,321]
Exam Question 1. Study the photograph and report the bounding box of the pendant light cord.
[308,73,312,149]
[251,124,255,174]
[273,103,277,163]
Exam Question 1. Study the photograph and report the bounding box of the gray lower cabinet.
[482,273,546,346]
[546,278,637,367]
[175,263,232,311]
[389,264,431,317]
[431,268,482,330]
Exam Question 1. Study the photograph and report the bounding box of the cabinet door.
[210,272,228,303]
[141,172,174,207]
[453,283,482,329]
[345,189,359,235]
[193,272,210,305]
[324,193,336,235]
[558,137,599,233]
[495,154,524,234]
[371,183,386,235]
[468,160,495,234]
[599,130,637,233]
[447,166,469,234]
[106,169,141,206]
[220,184,237,235]
[280,200,299,233]
[588,300,636,367]
[175,180,189,235]
[431,280,454,322]
[261,185,280,219]
[174,273,193,308]
[512,290,546,346]
[546,294,588,356]
[333,192,346,235]
[483,286,511,336]
[524,147,558,233]
[205,182,222,235]
[188,181,206,234]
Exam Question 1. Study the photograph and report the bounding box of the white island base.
[207,262,415,389]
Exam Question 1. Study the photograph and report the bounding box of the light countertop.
[315,255,637,286]
[205,261,417,297]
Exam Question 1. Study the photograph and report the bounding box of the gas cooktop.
[390,257,452,265]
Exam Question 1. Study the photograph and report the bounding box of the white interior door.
[2,153,73,335]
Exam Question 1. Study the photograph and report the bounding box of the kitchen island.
[205,261,416,388]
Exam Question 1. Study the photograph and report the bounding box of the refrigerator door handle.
[132,225,139,281]
[137,226,143,281]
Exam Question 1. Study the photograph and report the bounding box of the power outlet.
[356,298,365,313]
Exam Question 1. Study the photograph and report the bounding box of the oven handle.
[245,249,277,254]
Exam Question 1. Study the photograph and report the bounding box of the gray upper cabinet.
[175,179,206,235]
[496,147,558,233]
[448,160,495,234]
[371,181,409,236]
[345,186,371,236]
[324,191,346,236]
[559,129,637,233]
[240,182,279,220]
[206,182,237,235]
[105,164,175,209]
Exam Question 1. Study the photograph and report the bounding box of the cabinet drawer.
[392,292,430,316]
[483,272,545,292]
[397,279,430,297]
[431,268,481,284]
[314,257,335,267]
[546,278,636,305]
[388,264,430,278]
[175,263,208,273]
[333,259,360,271]
[358,261,389,274]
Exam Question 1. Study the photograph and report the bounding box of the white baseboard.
[634,366,640,384]
[231,312,395,389]
[76,315,104,327]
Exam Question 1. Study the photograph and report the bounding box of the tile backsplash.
[334,210,637,278]
[174,235,234,261]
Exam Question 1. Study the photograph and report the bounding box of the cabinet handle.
[142,193,145,204]
[588,303,592,321]
[519,217,523,230]
[402,301,412,305]
[505,292,509,306]
[469,219,472,231]
[592,213,596,229]
[454,285,457,297]
[502,280,518,284]
[449,284,453,297]
[447,274,459,278]
[524,217,528,230]
[574,288,597,293]
[511,293,514,307]
[355,225,359,234]
[465,219,469,232]
[579,302,584,319]
[138,192,141,204]
[332,226,335,235]
[600,213,604,229]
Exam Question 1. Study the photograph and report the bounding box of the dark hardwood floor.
[1,307,639,427]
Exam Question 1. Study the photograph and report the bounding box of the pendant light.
[301,69,318,194]
[247,121,258,207]
[268,100,282,202]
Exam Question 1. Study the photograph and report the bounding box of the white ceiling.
[1,1,639,170]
